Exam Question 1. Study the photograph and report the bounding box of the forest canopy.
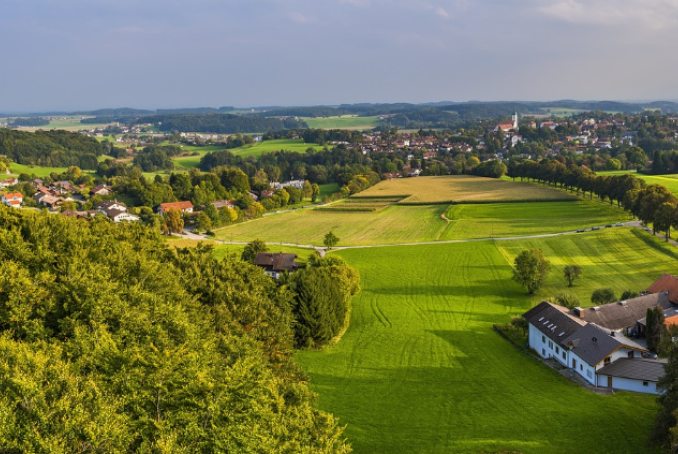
[0,206,351,453]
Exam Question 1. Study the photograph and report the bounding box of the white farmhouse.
[523,294,670,394]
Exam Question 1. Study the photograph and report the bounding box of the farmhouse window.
[556,346,559,354]
[562,352,566,360]
[643,381,649,386]
[542,335,545,343]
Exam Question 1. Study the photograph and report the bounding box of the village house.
[2,192,23,208]
[90,184,112,197]
[157,201,194,215]
[211,199,237,210]
[254,252,299,279]
[34,192,64,209]
[95,200,140,222]
[523,290,672,394]
[0,177,18,188]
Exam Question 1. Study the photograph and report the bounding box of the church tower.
[512,111,519,130]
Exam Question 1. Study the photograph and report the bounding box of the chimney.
[610,331,615,337]
[574,307,584,319]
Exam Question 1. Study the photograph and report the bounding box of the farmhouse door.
[607,376,612,388]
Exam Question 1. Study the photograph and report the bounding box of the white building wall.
[569,351,597,385]
[528,323,567,365]
[596,375,659,395]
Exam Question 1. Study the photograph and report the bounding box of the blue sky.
[1,0,677,111]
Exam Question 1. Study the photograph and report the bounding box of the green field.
[216,199,628,246]
[296,228,670,454]
[356,175,577,204]
[227,139,324,158]
[163,236,316,262]
[303,115,381,130]
[7,163,96,178]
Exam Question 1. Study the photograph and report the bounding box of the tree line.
[134,114,307,133]
[508,159,678,238]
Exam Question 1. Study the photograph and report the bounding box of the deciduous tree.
[511,248,551,294]
[563,265,582,287]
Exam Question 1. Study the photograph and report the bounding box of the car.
[576,229,585,233]
[591,226,601,230]
[605,224,613,228]
[645,227,652,232]
[615,222,623,227]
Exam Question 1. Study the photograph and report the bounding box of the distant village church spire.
[512,111,519,130]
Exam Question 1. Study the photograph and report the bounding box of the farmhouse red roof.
[648,274,678,304]
[159,201,194,212]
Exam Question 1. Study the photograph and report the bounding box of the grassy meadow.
[227,138,324,158]
[303,115,381,130]
[216,199,628,246]
[7,162,97,178]
[356,175,577,204]
[295,227,672,454]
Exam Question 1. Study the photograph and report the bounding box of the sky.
[2,0,678,111]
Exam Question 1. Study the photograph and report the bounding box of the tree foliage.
[563,265,582,287]
[0,207,351,453]
[646,306,666,353]
[324,231,340,249]
[291,256,360,348]
[511,249,551,294]
[590,288,616,305]
[241,239,269,263]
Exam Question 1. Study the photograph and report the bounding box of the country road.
[179,220,666,254]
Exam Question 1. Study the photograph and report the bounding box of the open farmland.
[216,199,629,246]
[227,138,323,158]
[296,227,670,454]
[356,175,577,204]
[302,115,381,130]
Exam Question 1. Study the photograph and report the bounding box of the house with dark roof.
[562,323,647,387]
[597,358,667,394]
[569,292,671,334]
[523,297,667,394]
[254,253,299,279]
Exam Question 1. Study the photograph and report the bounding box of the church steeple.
[512,111,519,130]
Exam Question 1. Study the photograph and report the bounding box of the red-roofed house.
[157,201,194,214]
[0,178,18,188]
[2,192,23,208]
[648,274,678,304]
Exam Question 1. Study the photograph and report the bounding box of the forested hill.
[135,113,307,133]
[0,129,102,169]
[0,207,350,453]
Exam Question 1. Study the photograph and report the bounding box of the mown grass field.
[302,115,381,130]
[356,175,577,204]
[227,139,323,158]
[296,228,670,454]
[216,199,628,246]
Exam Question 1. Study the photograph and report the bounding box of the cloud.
[435,7,450,19]
[536,0,678,29]
[288,11,312,23]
